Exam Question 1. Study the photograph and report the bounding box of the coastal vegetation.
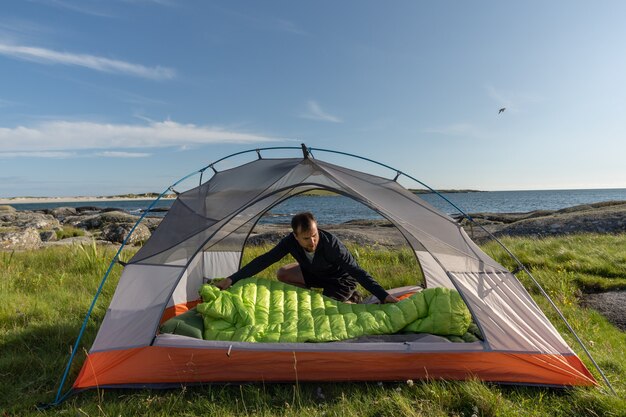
[1,234,625,415]
[55,226,85,240]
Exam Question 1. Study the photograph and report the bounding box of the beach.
[0,195,175,205]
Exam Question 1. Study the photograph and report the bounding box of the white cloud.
[0,42,175,80]
[0,119,280,155]
[300,101,342,123]
[0,151,75,158]
[95,151,152,158]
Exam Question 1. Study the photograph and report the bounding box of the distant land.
[300,189,482,196]
[409,189,481,194]
[0,193,177,205]
[0,189,481,205]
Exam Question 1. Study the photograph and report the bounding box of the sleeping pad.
[195,278,471,343]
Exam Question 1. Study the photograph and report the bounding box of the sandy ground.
[0,196,175,204]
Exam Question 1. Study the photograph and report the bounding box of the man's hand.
[384,294,400,303]
[213,277,232,290]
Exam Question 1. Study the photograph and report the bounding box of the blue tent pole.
[309,146,615,395]
[49,170,203,406]
[48,144,615,404]
[49,148,312,406]
[308,146,474,220]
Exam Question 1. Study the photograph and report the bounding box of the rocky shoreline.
[2,200,626,250]
[2,201,626,331]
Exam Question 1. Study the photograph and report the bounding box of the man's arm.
[330,238,396,303]
[215,238,289,290]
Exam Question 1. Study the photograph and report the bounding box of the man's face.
[294,222,319,252]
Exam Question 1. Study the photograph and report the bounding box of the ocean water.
[7,188,626,225]
[260,189,626,224]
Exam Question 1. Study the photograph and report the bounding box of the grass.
[1,234,626,416]
[55,226,86,240]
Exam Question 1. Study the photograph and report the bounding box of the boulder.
[0,210,61,230]
[141,217,163,232]
[0,205,16,213]
[0,227,42,250]
[101,223,151,244]
[39,230,58,242]
[50,207,78,220]
[72,211,140,230]
[496,204,626,238]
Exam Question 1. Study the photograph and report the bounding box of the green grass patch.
[1,234,625,415]
[55,226,86,240]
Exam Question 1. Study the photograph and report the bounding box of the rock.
[75,206,101,213]
[0,227,42,250]
[3,199,626,250]
[495,204,626,238]
[248,222,407,247]
[141,217,163,232]
[460,201,626,242]
[0,210,61,230]
[581,291,626,331]
[102,207,125,213]
[247,230,286,246]
[50,207,78,219]
[101,223,151,244]
[72,211,140,230]
[39,230,58,242]
[143,207,169,213]
[43,236,100,247]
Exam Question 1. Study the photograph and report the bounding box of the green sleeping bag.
[159,307,204,339]
[195,278,471,343]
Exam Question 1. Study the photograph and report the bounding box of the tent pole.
[50,144,615,403]
[306,146,615,395]
[472,232,617,395]
[48,168,204,406]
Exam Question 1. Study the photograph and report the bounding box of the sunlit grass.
[1,234,625,416]
[55,226,85,240]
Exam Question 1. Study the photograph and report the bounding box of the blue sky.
[1,1,625,197]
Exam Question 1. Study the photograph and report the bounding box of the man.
[214,212,400,304]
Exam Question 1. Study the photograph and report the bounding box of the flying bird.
[498,107,506,114]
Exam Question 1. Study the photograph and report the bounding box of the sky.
[1,0,626,197]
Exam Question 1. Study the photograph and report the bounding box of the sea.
[7,188,626,225]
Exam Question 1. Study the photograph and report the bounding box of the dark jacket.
[229,229,389,302]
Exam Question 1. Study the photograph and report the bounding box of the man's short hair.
[291,212,316,234]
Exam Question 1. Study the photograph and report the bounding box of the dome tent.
[51,145,603,405]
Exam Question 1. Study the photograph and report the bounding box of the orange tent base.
[73,345,597,390]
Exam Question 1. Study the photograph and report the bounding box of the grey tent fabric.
[90,156,573,358]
